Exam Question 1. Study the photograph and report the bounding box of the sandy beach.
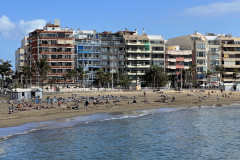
[0,89,239,128]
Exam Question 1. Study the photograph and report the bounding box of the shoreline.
[0,90,239,128]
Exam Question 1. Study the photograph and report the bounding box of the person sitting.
[133,99,137,103]
[67,103,71,110]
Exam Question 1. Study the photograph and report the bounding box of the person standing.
[217,95,219,101]
[84,100,89,110]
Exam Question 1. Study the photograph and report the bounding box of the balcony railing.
[47,59,74,61]
[49,66,74,68]
[77,57,101,60]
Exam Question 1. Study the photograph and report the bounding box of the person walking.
[217,95,219,101]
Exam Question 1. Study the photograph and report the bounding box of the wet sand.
[0,89,239,128]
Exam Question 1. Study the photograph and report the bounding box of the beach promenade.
[0,89,239,128]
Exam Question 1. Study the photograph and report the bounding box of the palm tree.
[205,70,212,85]
[70,69,79,84]
[119,74,131,88]
[216,66,225,86]
[0,60,12,90]
[75,65,85,86]
[186,64,196,89]
[96,68,106,87]
[66,71,73,87]
[233,69,239,82]
[168,73,177,89]
[105,73,112,88]
[35,59,50,89]
[141,65,167,89]
[48,77,56,89]
[19,65,33,88]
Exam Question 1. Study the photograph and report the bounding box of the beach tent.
[10,88,43,100]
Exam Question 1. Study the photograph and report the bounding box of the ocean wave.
[0,106,223,141]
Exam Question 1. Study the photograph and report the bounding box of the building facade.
[15,37,28,73]
[221,36,240,83]
[99,31,126,74]
[167,32,209,86]
[27,20,75,84]
[74,29,101,86]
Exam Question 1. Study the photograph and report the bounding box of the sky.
[1,0,240,69]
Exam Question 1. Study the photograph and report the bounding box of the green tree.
[216,66,225,85]
[233,69,239,82]
[0,60,12,90]
[186,64,196,88]
[19,65,34,88]
[205,70,212,85]
[96,68,106,87]
[36,59,50,89]
[75,65,85,86]
[119,74,131,87]
[168,73,177,89]
[48,77,56,89]
[141,65,168,89]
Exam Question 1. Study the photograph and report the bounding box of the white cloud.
[183,0,240,17]
[0,15,46,39]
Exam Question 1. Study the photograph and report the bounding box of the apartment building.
[148,35,165,68]
[124,31,150,85]
[74,29,101,86]
[27,20,74,84]
[221,36,240,83]
[15,37,28,72]
[205,33,221,85]
[165,45,192,88]
[167,32,208,86]
[165,45,192,74]
[99,31,126,74]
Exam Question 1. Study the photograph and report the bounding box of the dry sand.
[0,89,239,128]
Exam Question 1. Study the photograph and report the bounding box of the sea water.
[1,105,240,159]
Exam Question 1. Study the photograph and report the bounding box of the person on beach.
[84,100,89,110]
[217,95,219,101]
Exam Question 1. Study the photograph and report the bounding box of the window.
[196,44,206,49]
[42,55,47,59]
[152,47,164,51]
[101,55,108,59]
[197,66,206,72]
[236,61,240,65]
[197,59,206,65]
[118,55,124,60]
[197,52,206,57]
[153,61,164,66]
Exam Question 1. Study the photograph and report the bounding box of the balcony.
[126,42,146,45]
[49,66,74,68]
[126,49,150,53]
[84,64,101,68]
[223,44,240,47]
[223,51,240,54]
[76,43,101,46]
[47,59,74,62]
[152,50,164,53]
[40,44,74,47]
[77,51,101,54]
[126,64,150,68]
[126,57,151,61]
[40,51,74,54]
[166,65,189,70]
[77,57,101,60]
[127,72,145,76]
